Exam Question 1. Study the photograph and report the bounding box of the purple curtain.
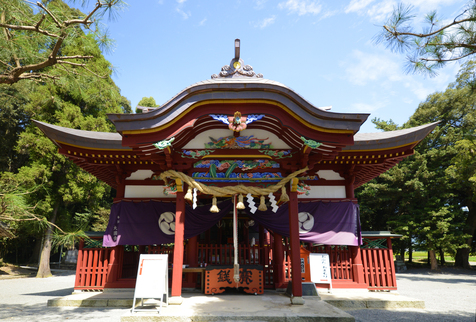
[246,202,361,246]
[103,199,361,247]
[103,200,232,247]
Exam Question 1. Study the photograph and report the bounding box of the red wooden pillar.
[259,224,265,265]
[184,235,199,287]
[289,178,304,304]
[105,246,120,287]
[350,245,365,285]
[273,233,286,289]
[345,174,355,199]
[171,179,185,302]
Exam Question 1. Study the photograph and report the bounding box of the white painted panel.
[124,185,175,198]
[182,129,290,149]
[298,186,346,198]
[316,170,344,180]
[126,170,154,180]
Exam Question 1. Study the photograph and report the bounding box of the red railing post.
[350,246,365,284]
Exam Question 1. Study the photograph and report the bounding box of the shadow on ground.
[0,303,125,322]
[347,308,476,322]
[24,287,75,297]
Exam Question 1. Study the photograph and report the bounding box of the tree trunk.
[429,249,438,270]
[439,248,445,266]
[408,240,413,263]
[28,238,42,265]
[36,204,58,278]
[455,202,476,269]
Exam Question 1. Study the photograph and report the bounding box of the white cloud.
[254,0,268,9]
[345,0,463,22]
[199,18,207,26]
[350,102,385,113]
[255,15,277,28]
[343,50,401,85]
[176,0,191,19]
[343,49,459,102]
[345,0,376,13]
[278,0,322,16]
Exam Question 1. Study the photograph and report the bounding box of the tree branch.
[384,16,476,39]
[0,22,59,38]
[36,1,63,29]
[420,51,476,62]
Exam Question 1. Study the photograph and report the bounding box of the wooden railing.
[74,246,111,290]
[197,244,274,288]
[74,241,397,291]
[361,248,396,290]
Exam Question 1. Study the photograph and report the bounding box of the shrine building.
[35,40,437,305]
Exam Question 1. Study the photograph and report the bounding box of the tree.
[0,0,126,84]
[375,2,476,76]
[0,1,131,277]
[357,60,476,269]
[136,96,159,113]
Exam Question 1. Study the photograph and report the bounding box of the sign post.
[131,254,169,313]
[309,253,332,292]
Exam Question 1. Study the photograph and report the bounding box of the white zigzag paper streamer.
[247,193,257,214]
[193,188,198,209]
[268,192,278,213]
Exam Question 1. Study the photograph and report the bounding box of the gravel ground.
[346,267,476,322]
[0,267,475,321]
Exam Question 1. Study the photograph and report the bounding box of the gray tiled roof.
[343,122,439,151]
[33,120,130,150]
[107,77,370,133]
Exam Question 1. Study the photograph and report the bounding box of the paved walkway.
[0,267,475,321]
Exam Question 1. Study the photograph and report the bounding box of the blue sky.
[96,0,466,133]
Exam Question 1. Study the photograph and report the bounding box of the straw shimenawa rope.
[159,166,309,202]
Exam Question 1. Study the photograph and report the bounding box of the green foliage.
[0,0,129,269]
[357,59,476,267]
[375,1,476,76]
[136,96,159,113]
[138,96,159,107]
[0,0,128,84]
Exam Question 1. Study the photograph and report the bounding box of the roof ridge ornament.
[211,39,263,79]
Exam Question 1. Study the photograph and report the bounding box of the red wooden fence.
[361,248,396,290]
[74,240,397,291]
[74,245,112,290]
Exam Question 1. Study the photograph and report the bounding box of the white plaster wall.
[126,170,154,180]
[181,129,290,149]
[316,170,345,180]
[124,185,175,198]
[298,186,346,198]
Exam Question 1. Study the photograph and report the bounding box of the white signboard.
[132,254,168,313]
[309,253,332,291]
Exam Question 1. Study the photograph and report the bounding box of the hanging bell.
[210,196,220,213]
[279,186,289,203]
[258,195,267,211]
[236,194,245,209]
[184,187,193,201]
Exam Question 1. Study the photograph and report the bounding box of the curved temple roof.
[34,120,130,151]
[344,122,439,152]
[107,78,369,135]
[33,40,439,192]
